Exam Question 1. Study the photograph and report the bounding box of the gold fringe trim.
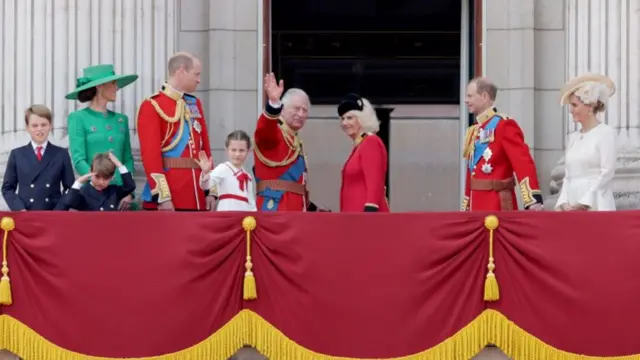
[3,310,640,359]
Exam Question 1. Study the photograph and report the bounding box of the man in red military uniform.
[137,52,216,211]
[462,77,544,211]
[253,73,323,211]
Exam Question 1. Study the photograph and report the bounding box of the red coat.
[253,103,309,211]
[137,84,213,210]
[340,133,389,212]
[462,108,542,211]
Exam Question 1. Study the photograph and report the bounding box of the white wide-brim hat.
[559,73,616,106]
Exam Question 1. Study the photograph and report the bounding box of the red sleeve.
[360,136,387,209]
[500,118,543,207]
[463,168,470,211]
[254,102,283,150]
[196,99,216,196]
[137,100,171,203]
[196,99,213,160]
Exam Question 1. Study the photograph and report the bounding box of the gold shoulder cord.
[462,124,479,160]
[145,97,187,152]
[254,122,302,167]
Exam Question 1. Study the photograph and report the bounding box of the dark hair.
[91,153,116,178]
[24,104,53,126]
[593,101,606,114]
[470,77,499,101]
[77,87,98,103]
[225,130,252,149]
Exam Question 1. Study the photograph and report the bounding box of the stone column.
[0,0,177,210]
[547,0,640,209]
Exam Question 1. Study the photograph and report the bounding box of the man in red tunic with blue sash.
[462,77,544,211]
[253,73,324,211]
[137,52,215,211]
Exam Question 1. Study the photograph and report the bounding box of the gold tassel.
[483,215,500,302]
[242,216,257,300]
[0,217,16,306]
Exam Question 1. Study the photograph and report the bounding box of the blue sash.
[141,119,191,201]
[254,156,306,211]
[469,115,501,171]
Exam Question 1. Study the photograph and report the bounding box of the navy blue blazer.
[1,142,76,211]
[57,171,136,212]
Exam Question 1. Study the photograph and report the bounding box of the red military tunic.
[137,84,213,210]
[340,133,389,212]
[462,107,543,211]
[253,102,312,211]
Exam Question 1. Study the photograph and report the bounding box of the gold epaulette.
[462,125,479,159]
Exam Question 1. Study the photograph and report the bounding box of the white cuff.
[72,181,82,190]
[268,100,283,108]
[118,166,129,174]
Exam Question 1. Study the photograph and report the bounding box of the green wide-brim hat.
[66,64,138,100]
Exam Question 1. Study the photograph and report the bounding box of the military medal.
[482,148,492,161]
[187,103,201,118]
[481,163,493,174]
[193,120,202,133]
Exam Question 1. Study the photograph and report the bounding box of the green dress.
[67,107,135,187]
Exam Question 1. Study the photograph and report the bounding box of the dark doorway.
[271,0,462,105]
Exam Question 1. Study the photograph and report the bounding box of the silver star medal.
[481,148,493,174]
[482,148,492,161]
[192,120,202,133]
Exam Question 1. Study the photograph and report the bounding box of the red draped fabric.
[0,211,639,359]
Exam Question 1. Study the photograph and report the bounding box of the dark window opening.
[271,0,462,105]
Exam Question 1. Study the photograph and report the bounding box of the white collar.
[31,141,48,151]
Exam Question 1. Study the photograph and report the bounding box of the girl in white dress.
[555,73,617,211]
[196,130,257,212]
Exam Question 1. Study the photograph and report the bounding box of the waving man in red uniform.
[462,77,544,211]
[253,73,323,211]
[137,52,215,211]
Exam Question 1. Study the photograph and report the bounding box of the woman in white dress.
[555,73,617,211]
[196,130,257,212]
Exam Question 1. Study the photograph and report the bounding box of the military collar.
[278,118,298,136]
[161,83,184,101]
[354,132,369,147]
[476,107,497,125]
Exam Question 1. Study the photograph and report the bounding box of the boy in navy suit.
[57,152,136,211]
[2,105,75,211]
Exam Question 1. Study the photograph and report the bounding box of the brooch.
[481,163,493,174]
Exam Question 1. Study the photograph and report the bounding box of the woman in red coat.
[338,94,390,212]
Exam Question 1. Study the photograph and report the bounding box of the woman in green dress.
[66,64,139,210]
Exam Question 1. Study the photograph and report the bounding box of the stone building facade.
[0,0,638,358]
[0,0,638,212]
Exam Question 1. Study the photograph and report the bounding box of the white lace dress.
[555,123,617,211]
